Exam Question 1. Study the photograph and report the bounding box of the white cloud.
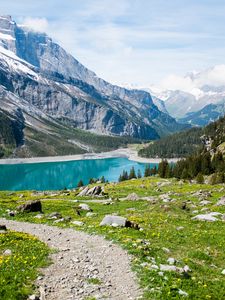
[160,74,195,92]
[194,64,225,87]
[159,64,225,96]
[21,17,49,33]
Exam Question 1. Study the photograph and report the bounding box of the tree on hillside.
[100,176,106,183]
[196,172,204,184]
[144,165,151,177]
[158,160,169,178]
[129,167,137,179]
[137,169,142,178]
[118,170,129,182]
[77,179,84,187]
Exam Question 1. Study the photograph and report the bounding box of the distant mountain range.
[0,15,186,158]
[144,66,225,126]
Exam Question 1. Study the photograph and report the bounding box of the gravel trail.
[0,219,141,300]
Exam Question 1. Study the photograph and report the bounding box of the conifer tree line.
[157,151,225,184]
[117,150,225,184]
[118,165,157,182]
[77,176,107,187]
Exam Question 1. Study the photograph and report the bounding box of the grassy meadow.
[0,176,225,299]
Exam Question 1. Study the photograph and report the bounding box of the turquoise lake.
[0,157,157,191]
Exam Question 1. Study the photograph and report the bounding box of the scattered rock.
[201,207,209,212]
[71,221,84,226]
[28,295,40,300]
[176,226,184,231]
[17,200,42,213]
[78,204,92,211]
[35,214,43,219]
[181,201,190,210]
[48,212,62,219]
[86,212,97,217]
[139,184,146,189]
[183,265,191,273]
[199,200,211,206]
[78,186,105,197]
[178,289,188,297]
[216,197,225,206]
[126,208,136,212]
[3,249,12,256]
[162,247,171,253]
[100,215,127,227]
[159,194,172,202]
[0,225,7,231]
[8,210,17,217]
[54,218,66,223]
[141,196,157,203]
[191,212,222,222]
[150,264,159,270]
[158,182,171,187]
[100,215,139,230]
[78,186,89,196]
[159,264,179,272]
[126,193,139,201]
[167,257,176,265]
[159,264,190,273]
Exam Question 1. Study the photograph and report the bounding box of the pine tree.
[144,165,151,177]
[137,169,142,178]
[201,152,212,175]
[122,170,128,181]
[196,172,204,184]
[129,167,137,179]
[100,176,106,183]
[77,180,84,187]
[118,174,123,182]
[158,160,169,178]
[89,178,96,184]
[152,166,157,175]
[181,168,189,180]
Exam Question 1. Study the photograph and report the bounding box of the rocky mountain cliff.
[0,15,186,157]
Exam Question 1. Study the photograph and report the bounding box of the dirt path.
[0,219,141,300]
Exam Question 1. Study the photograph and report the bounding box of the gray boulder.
[191,212,222,222]
[216,197,225,206]
[17,200,42,213]
[86,186,103,196]
[78,186,104,197]
[0,225,7,232]
[48,212,62,219]
[126,193,139,201]
[78,186,89,197]
[100,215,127,227]
[78,204,92,211]
[72,221,84,226]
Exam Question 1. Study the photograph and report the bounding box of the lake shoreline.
[0,148,180,165]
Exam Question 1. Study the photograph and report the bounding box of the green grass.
[0,230,50,300]
[87,278,102,285]
[0,177,225,299]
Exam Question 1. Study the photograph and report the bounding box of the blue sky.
[1,0,225,87]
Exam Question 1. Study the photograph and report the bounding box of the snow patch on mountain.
[0,45,38,78]
[0,32,15,40]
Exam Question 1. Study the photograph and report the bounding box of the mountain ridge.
[0,15,186,145]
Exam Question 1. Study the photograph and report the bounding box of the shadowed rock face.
[0,15,185,139]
